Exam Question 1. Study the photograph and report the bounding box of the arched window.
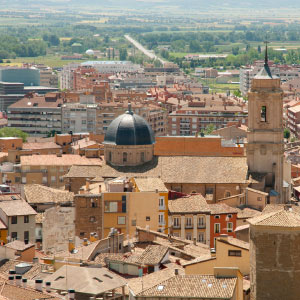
[225,191,231,198]
[108,151,112,162]
[123,152,127,163]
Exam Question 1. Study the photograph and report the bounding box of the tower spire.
[264,41,270,66]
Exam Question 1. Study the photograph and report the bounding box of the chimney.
[45,281,51,293]
[86,180,90,191]
[15,275,22,287]
[8,276,14,285]
[68,238,75,253]
[175,269,179,275]
[83,238,88,246]
[79,188,85,195]
[35,279,43,292]
[22,278,27,288]
[220,234,228,241]
[99,185,102,193]
[193,237,197,245]
[33,257,39,264]
[68,289,75,300]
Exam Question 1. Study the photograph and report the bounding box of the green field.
[1,56,87,68]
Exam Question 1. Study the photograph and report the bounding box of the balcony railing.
[185,224,193,229]
[197,224,206,229]
[173,224,181,229]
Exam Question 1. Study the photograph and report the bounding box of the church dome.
[103,106,155,146]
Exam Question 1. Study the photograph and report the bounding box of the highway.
[125,34,165,65]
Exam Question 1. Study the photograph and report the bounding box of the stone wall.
[250,226,300,300]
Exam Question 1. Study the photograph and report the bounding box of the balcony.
[197,224,206,229]
[173,224,181,229]
[185,224,193,229]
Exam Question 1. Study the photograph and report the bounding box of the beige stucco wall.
[185,239,249,276]
[246,188,268,210]
[7,215,36,243]
[104,144,154,166]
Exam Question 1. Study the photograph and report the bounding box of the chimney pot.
[15,275,22,287]
[68,289,76,300]
[46,281,51,293]
[35,279,43,292]
[175,269,179,275]
[22,278,27,288]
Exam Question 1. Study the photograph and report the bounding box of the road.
[125,34,165,65]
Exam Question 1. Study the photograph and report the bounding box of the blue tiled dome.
[103,108,155,146]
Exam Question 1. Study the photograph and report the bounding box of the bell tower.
[247,43,285,203]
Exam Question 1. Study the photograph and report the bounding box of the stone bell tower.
[247,44,285,203]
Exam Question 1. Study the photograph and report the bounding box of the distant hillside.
[2,0,300,10]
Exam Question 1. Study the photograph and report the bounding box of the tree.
[233,90,242,97]
[232,46,239,55]
[201,124,216,136]
[0,127,28,142]
[257,45,261,53]
[284,128,291,140]
[119,48,128,61]
[48,35,60,46]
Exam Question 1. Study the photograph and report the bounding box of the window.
[225,191,231,198]
[257,197,262,201]
[123,152,127,163]
[214,223,220,234]
[186,233,192,240]
[141,152,145,163]
[159,196,165,209]
[227,222,233,232]
[11,216,17,224]
[198,232,205,243]
[21,177,26,184]
[90,216,96,223]
[104,202,118,213]
[24,231,29,243]
[228,250,241,257]
[108,151,112,162]
[198,217,205,228]
[205,187,213,195]
[173,217,180,228]
[186,217,192,228]
[11,232,17,240]
[146,216,150,221]
[131,219,136,226]
[91,199,97,208]
[51,176,56,183]
[42,177,47,184]
[261,106,267,122]
[24,216,29,223]
[118,216,126,225]
[214,215,220,219]
[158,213,164,225]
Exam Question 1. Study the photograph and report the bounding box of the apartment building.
[0,196,36,243]
[74,177,169,239]
[1,154,101,188]
[7,93,63,137]
[209,203,239,249]
[169,195,210,245]
[168,95,247,136]
[61,103,97,133]
[96,102,167,136]
[240,60,300,95]
[287,104,300,138]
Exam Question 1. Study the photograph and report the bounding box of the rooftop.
[168,194,210,214]
[97,156,248,184]
[134,245,168,266]
[5,240,35,251]
[46,265,127,295]
[21,155,101,166]
[24,184,74,204]
[0,200,36,216]
[136,275,237,299]
[218,236,249,250]
[248,209,300,228]
[208,203,240,215]
[63,165,102,178]
[133,177,168,192]
[22,142,61,150]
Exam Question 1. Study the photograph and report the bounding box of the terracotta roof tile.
[134,245,168,265]
[21,155,101,166]
[134,177,168,192]
[63,165,102,178]
[0,200,36,216]
[208,203,239,215]
[137,275,237,298]
[22,142,61,150]
[248,210,300,227]
[24,184,74,204]
[218,236,249,250]
[169,195,210,214]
